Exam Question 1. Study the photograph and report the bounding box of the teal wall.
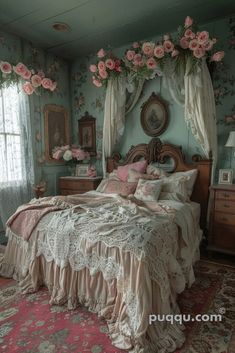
[0,30,71,196]
[71,16,235,178]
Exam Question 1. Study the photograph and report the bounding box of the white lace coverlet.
[0,192,202,353]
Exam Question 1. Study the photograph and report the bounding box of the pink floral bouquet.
[89,48,125,87]
[0,60,57,95]
[52,145,90,163]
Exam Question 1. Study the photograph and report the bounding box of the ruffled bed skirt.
[0,231,190,353]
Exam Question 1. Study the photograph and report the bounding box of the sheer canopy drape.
[0,85,34,226]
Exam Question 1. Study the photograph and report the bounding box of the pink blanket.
[6,203,61,241]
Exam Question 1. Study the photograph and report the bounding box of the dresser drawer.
[215,200,235,214]
[215,190,235,201]
[214,211,235,226]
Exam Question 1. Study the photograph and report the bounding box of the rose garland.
[90,16,225,87]
[0,61,57,95]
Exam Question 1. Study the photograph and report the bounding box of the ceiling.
[0,0,234,60]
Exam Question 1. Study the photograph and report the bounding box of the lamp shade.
[225,131,235,147]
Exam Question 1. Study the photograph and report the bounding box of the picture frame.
[44,104,69,163]
[140,92,169,137]
[78,111,96,156]
[75,164,90,177]
[218,169,233,184]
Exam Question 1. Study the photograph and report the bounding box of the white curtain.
[125,77,145,115]
[102,75,126,175]
[0,85,34,226]
[184,58,217,165]
[162,60,185,106]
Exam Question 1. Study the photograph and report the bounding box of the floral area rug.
[0,260,234,353]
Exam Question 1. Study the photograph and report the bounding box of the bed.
[0,138,212,353]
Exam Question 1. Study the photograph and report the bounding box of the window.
[0,85,23,182]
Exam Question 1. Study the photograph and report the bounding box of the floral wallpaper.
[0,30,71,197]
[71,15,235,178]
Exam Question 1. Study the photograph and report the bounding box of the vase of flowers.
[52,145,90,175]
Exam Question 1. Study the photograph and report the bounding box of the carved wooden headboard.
[107,138,212,231]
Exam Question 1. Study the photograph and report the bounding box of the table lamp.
[225,131,235,167]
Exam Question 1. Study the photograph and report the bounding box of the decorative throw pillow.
[172,169,198,197]
[117,160,147,182]
[146,164,169,178]
[127,169,159,182]
[103,180,137,196]
[134,179,163,202]
[161,176,189,202]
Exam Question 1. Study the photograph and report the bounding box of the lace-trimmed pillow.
[146,164,169,178]
[102,180,137,196]
[134,179,163,202]
[127,169,160,182]
[117,160,147,182]
[161,176,189,202]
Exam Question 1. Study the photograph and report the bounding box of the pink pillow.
[117,160,147,182]
[103,180,137,196]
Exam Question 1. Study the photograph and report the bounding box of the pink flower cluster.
[89,48,123,87]
[0,60,57,95]
[178,16,225,61]
[52,145,90,161]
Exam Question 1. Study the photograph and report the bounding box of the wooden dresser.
[59,176,102,195]
[208,184,235,255]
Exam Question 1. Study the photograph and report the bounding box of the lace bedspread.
[1,191,201,353]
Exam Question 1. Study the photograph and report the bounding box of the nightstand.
[59,176,102,195]
[208,184,235,256]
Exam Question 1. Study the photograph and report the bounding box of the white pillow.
[161,176,189,202]
[134,179,163,202]
[172,169,198,197]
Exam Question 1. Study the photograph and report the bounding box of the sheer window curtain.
[0,85,34,227]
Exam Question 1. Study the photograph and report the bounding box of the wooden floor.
[200,239,235,267]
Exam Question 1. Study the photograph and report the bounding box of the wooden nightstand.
[59,176,102,195]
[208,184,235,256]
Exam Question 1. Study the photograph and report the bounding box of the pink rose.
[126,50,135,61]
[203,40,213,51]
[98,61,105,71]
[193,48,205,59]
[41,78,53,89]
[163,34,170,41]
[37,70,45,78]
[133,53,143,65]
[13,62,27,76]
[197,31,209,44]
[114,60,122,72]
[89,64,97,73]
[210,51,225,62]
[21,69,32,80]
[132,42,140,48]
[142,42,154,56]
[105,58,115,70]
[99,69,108,79]
[49,81,57,92]
[189,39,199,51]
[185,16,193,28]
[22,82,35,95]
[146,57,157,69]
[184,29,195,39]
[93,78,102,87]
[0,61,12,74]
[171,49,179,57]
[31,74,42,87]
[163,40,174,53]
[180,37,189,49]
[154,45,164,58]
[52,149,63,159]
[97,48,106,58]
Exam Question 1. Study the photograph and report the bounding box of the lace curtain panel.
[0,85,34,227]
